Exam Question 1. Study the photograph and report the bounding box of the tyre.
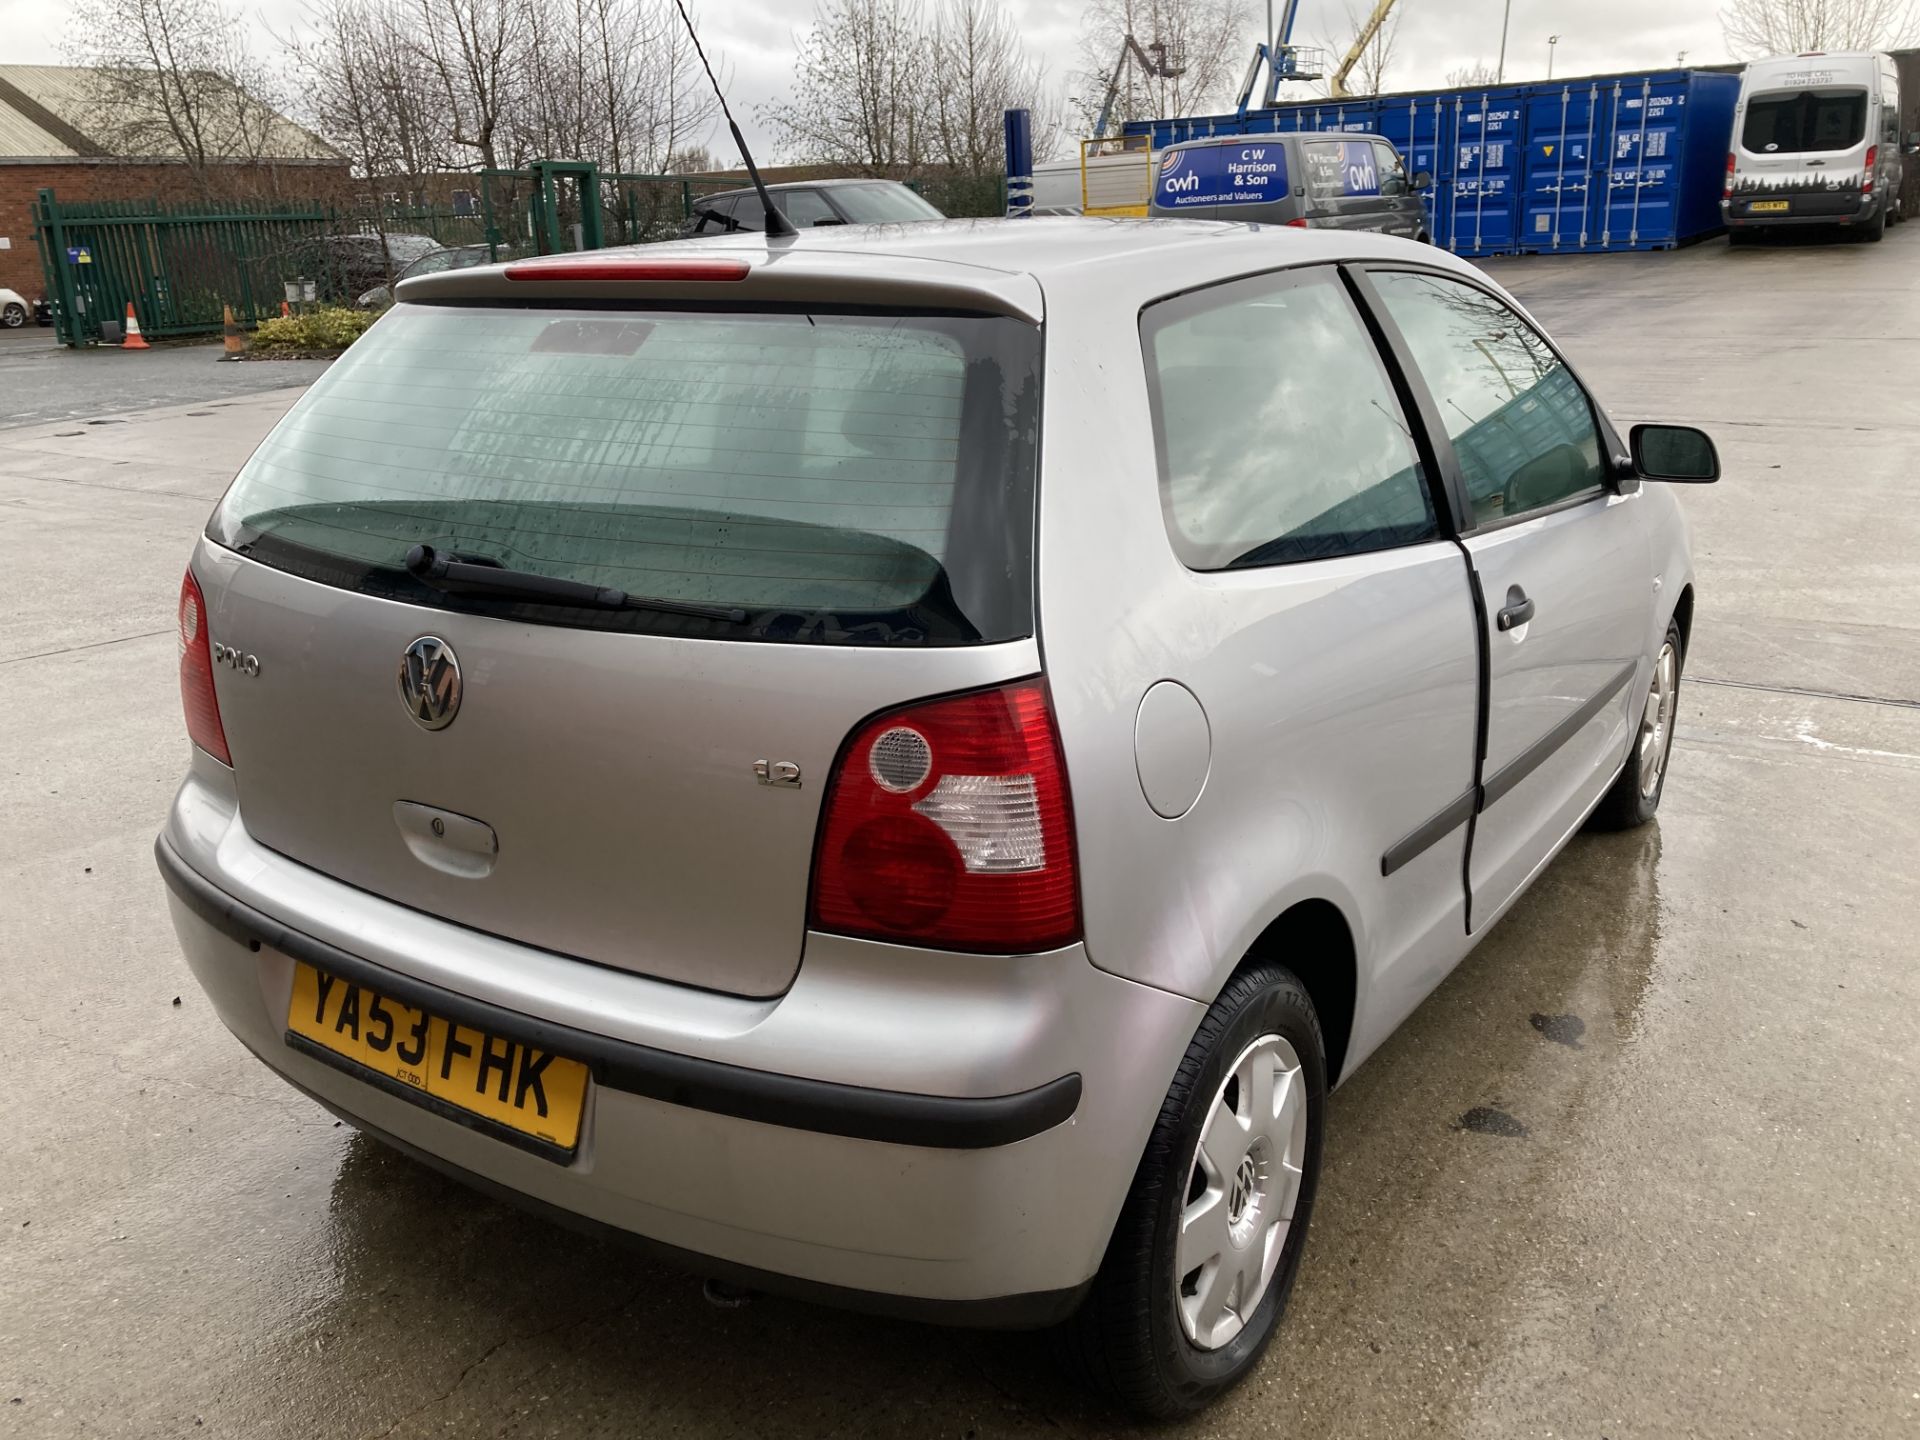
[0,303,25,328]
[1588,620,1682,831]
[1727,228,1756,248]
[1859,206,1887,242]
[1061,964,1326,1419]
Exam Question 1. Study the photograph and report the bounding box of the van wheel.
[1060,965,1326,1419]
[1859,207,1887,242]
[1727,229,1755,247]
[1588,621,1683,831]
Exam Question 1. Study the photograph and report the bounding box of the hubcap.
[1175,1033,1308,1351]
[1638,641,1679,799]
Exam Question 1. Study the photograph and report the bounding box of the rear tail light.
[178,568,231,765]
[1863,147,1877,193]
[1724,152,1735,199]
[1284,217,1311,228]
[810,681,1080,953]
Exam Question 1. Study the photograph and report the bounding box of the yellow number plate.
[287,962,589,1154]
[1749,200,1790,213]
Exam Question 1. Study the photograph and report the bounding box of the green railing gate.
[31,191,350,347]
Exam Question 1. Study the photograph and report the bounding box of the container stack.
[1121,69,1742,257]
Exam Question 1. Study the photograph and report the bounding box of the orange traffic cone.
[220,303,248,361]
[280,301,291,318]
[121,302,150,350]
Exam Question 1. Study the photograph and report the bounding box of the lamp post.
[1548,33,1559,81]
[1496,0,1514,83]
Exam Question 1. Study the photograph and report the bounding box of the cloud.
[0,0,1737,162]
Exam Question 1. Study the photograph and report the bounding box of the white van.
[1725,51,1912,242]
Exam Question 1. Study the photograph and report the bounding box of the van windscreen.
[209,305,1041,646]
[1742,88,1868,154]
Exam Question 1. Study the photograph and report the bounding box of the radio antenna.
[671,0,797,239]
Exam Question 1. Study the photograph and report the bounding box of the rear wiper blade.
[403,545,747,623]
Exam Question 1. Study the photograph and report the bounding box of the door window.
[1372,270,1604,523]
[1373,141,1409,196]
[1142,267,1438,570]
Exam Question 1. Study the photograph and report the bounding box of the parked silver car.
[157,218,1717,1417]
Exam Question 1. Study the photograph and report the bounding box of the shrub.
[250,306,378,355]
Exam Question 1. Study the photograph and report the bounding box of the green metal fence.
[31,192,356,347]
[33,164,1011,347]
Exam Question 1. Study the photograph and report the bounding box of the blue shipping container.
[1123,68,1741,256]
[1524,71,1740,252]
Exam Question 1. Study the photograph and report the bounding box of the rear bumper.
[156,759,1203,1320]
[1724,194,1875,226]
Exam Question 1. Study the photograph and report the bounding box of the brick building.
[0,65,347,300]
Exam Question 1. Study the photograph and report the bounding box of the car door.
[1362,267,1652,932]
[1127,263,1483,1046]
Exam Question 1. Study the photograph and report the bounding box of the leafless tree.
[1073,0,1255,132]
[1338,1,1401,97]
[930,0,1062,170]
[1722,0,1916,56]
[1445,61,1502,89]
[67,0,295,196]
[417,0,525,173]
[762,0,932,172]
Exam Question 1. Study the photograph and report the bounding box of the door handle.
[1496,586,1536,632]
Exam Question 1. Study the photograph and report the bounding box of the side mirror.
[1630,423,1720,483]
[1413,170,1434,191]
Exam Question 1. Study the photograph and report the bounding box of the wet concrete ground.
[3,231,1917,1438]
[0,326,332,431]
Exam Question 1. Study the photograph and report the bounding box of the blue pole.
[1004,108,1034,218]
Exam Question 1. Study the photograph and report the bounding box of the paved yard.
[0,326,331,430]
[1,229,1916,1439]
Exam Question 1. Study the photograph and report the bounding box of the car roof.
[405,216,1484,322]
[662,216,1468,280]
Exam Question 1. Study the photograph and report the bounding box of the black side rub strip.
[1480,661,1637,810]
[156,837,1082,1150]
[1381,788,1478,877]
[1380,660,1639,874]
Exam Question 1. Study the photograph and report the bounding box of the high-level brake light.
[503,256,752,283]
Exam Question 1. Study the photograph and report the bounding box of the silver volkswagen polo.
[157,218,1717,1417]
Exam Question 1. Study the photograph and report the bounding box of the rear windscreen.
[1742,88,1868,153]
[210,305,1042,646]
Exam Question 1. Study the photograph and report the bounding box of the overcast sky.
[0,0,1736,161]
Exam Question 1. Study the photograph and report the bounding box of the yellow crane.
[1328,0,1403,99]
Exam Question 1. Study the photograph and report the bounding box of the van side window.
[1372,270,1605,524]
[1142,267,1438,570]
[1302,141,1349,200]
